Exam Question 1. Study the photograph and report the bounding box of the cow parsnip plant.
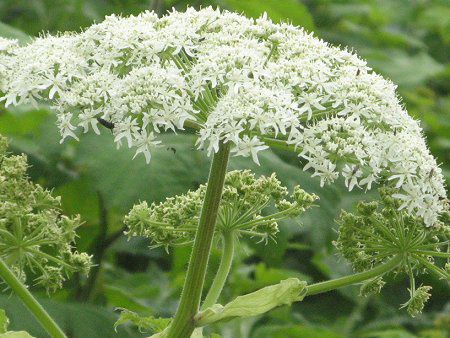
[0,7,448,338]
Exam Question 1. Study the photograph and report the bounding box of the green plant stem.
[167,142,231,338]
[202,231,235,309]
[0,258,66,338]
[414,250,450,259]
[306,255,402,296]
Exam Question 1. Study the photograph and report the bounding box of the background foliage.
[0,0,448,337]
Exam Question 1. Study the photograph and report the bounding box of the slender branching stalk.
[306,255,403,296]
[0,258,66,338]
[202,231,236,309]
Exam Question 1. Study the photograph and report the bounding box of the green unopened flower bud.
[360,277,385,297]
[405,286,432,317]
[35,267,63,294]
[0,135,7,158]
[356,201,378,216]
[275,200,295,212]
[2,155,27,178]
[291,186,318,206]
[70,252,92,275]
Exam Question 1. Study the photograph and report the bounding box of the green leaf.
[195,278,307,326]
[0,21,30,43]
[223,0,315,31]
[103,267,176,314]
[251,324,344,338]
[0,332,35,338]
[418,6,450,42]
[114,308,170,333]
[73,132,210,213]
[0,295,136,338]
[358,329,417,338]
[365,50,444,88]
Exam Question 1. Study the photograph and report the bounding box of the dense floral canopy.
[0,7,447,225]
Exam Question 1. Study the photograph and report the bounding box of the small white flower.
[57,113,79,143]
[78,108,101,135]
[132,130,161,164]
[342,164,362,191]
[114,117,140,148]
[310,160,338,187]
[231,135,269,165]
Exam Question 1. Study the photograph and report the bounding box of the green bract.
[0,134,91,293]
[195,278,307,327]
[124,170,317,249]
[334,188,449,315]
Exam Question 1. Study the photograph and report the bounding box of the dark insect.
[199,37,206,42]
[97,118,115,130]
[356,69,361,76]
[428,168,435,179]
[167,147,176,154]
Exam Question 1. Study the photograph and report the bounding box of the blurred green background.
[0,0,449,337]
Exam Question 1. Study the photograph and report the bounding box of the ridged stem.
[167,142,230,338]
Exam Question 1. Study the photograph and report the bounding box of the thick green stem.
[202,231,235,309]
[167,142,230,338]
[306,255,403,296]
[0,258,66,338]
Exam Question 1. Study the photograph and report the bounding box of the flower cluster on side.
[0,7,447,225]
[334,189,449,316]
[124,170,317,250]
[0,135,91,293]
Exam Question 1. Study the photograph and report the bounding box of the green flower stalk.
[0,134,91,337]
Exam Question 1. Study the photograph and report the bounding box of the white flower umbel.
[0,8,447,225]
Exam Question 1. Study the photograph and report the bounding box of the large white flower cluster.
[0,7,447,225]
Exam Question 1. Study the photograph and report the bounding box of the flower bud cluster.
[0,7,446,226]
[334,188,449,316]
[125,170,317,249]
[402,285,432,317]
[0,134,91,292]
